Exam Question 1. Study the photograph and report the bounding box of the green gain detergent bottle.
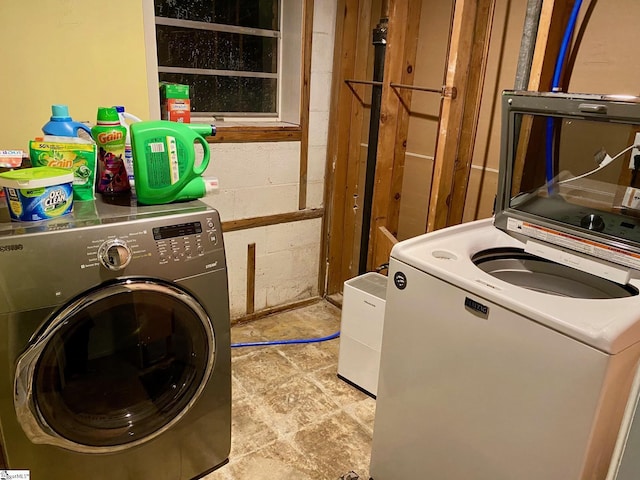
[129,120,216,205]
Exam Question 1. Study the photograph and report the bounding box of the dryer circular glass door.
[14,278,215,453]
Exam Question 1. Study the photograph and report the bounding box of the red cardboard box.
[160,83,191,123]
[165,98,191,123]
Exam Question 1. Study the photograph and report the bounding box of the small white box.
[337,272,387,396]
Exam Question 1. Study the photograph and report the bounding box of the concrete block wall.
[205,142,303,220]
[201,1,336,319]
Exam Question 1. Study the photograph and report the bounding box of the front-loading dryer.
[371,91,640,479]
[0,198,231,479]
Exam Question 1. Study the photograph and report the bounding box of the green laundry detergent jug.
[129,120,216,205]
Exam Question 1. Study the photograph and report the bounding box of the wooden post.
[384,0,422,246]
[246,243,256,314]
[373,225,398,272]
[367,0,422,271]
[446,0,496,226]
[323,0,373,294]
[427,0,493,232]
[298,0,314,210]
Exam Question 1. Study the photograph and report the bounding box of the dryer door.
[14,278,215,453]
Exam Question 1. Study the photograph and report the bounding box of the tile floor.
[204,300,376,480]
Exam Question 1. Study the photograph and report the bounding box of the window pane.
[160,73,277,114]
[155,0,279,31]
[154,0,281,116]
[157,25,277,73]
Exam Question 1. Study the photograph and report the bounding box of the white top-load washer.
[370,91,640,480]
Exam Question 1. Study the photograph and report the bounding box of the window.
[146,0,303,122]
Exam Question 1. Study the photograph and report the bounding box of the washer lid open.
[494,91,640,272]
[473,248,638,299]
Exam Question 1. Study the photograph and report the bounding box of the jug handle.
[193,135,210,175]
[76,123,92,136]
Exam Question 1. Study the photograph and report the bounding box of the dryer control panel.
[80,211,224,276]
[152,217,219,264]
[0,201,226,313]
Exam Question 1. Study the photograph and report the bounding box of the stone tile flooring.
[204,300,376,480]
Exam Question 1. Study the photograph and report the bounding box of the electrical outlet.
[623,187,640,210]
[629,132,640,169]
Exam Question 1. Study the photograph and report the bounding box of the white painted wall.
[201,1,337,319]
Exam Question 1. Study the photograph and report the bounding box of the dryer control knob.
[99,239,132,271]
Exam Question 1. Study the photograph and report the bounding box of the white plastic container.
[337,272,387,396]
[0,167,74,221]
[114,106,142,193]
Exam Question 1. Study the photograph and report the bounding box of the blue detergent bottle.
[42,105,92,137]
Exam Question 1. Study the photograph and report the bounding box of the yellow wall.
[0,1,151,150]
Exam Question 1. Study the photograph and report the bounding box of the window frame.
[143,0,303,130]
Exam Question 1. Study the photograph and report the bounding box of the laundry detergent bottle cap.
[42,104,92,137]
[130,120,216,205]
[114,105,142,125]
[180,176,219,199]
[96,106,121,125]
[165,176,219,203]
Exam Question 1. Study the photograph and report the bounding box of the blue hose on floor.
[231,331,340,348]
[545,0,583,190]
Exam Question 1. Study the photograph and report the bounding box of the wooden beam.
[323,0,370,295]
[446,0,496,226]
[324,0,356,295]
[528,0,577,92]
[319,0,355,298]
[339,0,375,284]
[373,225,398,272]
[385,0,422,241]
[298,0,315,210]
[367,0,419,270]
[222,208,323,233]
[427,0,478,232]
[232,297,321,325]
[207,125,301,143]
[246,243,256,314]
